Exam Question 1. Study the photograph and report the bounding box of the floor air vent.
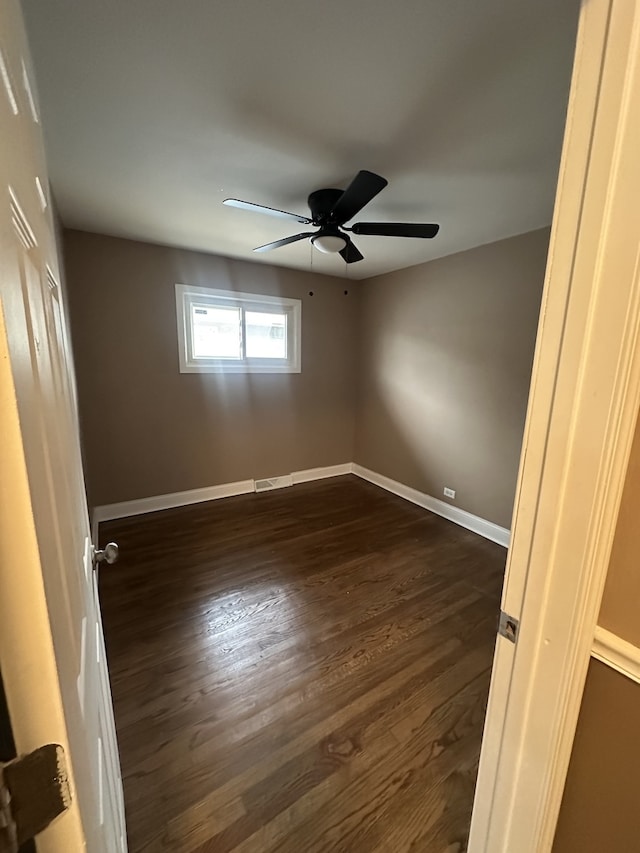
[254,475,293,493]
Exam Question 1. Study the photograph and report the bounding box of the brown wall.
[553,661,640,852]
[63,230,360,507]
[554,412,640,849]
[354,228,549,528]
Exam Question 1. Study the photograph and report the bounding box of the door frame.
[469,0,640,849]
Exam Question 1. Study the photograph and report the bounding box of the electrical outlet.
[443,487,456,499]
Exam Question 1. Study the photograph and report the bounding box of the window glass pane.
[191,304,241,359]
[245,311,287,359]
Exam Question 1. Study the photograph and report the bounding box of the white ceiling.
[22,0,580,279]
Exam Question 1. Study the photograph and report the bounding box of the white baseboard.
[351,464,511,548]
[92,478,255,529]
[592,626,640,685]
[292,463,352,484]
[91,463,351,533]
[91,461,510,549]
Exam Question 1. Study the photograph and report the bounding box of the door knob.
[92,542,119,566]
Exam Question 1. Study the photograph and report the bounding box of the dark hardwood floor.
[99,475,505,853]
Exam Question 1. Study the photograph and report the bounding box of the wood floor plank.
[110,565,462,704]
[125,633,466,850]
[221,668,491,853]
[99,476,505,852]
[118,591,486,809]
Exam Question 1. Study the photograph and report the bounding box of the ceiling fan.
[223,170,439,264]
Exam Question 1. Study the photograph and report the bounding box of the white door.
[0,1,126,850]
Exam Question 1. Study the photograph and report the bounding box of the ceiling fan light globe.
[312,234,347,254]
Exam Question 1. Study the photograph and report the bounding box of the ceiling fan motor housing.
[307,188,344,225]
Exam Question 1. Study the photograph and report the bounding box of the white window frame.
[175,284,301,374]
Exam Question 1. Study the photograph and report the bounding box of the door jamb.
[469,0,640,849]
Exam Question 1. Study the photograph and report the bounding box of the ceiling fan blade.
[253,232,314,253]
[339,237,364,264]
[224,198,312,225]
[351,222,440,238]
[330,171,388,225]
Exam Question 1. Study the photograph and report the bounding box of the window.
[176,284,301,373]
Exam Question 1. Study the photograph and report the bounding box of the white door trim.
[469,0,640,850]
[592,628,640,686]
